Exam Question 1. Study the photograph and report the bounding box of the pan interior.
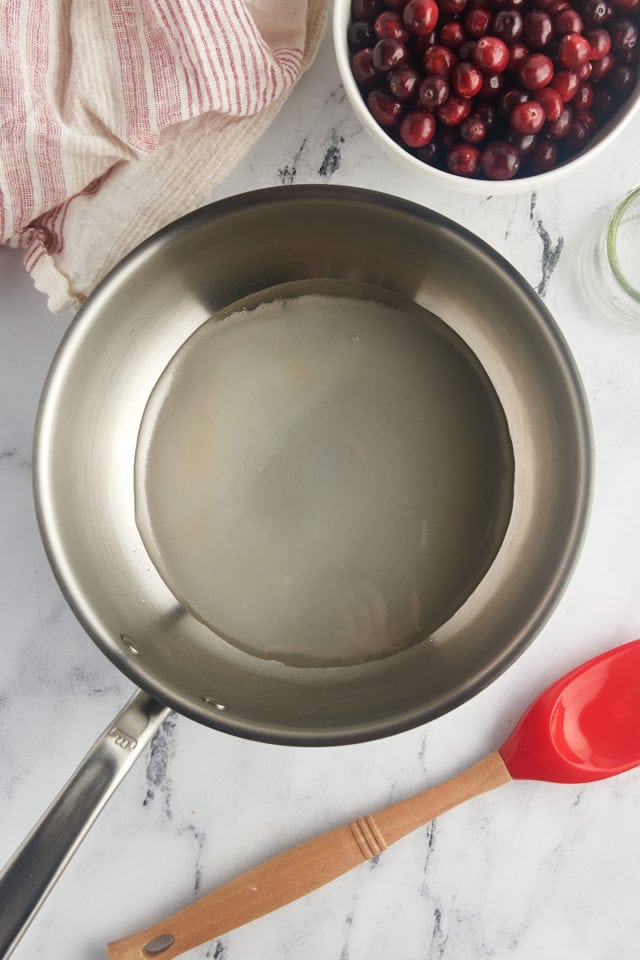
[134,280,514,669]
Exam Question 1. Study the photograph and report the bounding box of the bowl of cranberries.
[334,0,639,186]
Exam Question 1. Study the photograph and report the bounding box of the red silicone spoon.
[107,640,640,960]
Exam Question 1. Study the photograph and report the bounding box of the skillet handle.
[0,689,170,960]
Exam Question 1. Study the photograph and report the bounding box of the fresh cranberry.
[544,103,573,136]
[452,61,485,95]
[522,10,555,47]
[349,20,378,49]
[418,73,451,106]
[536,83,564,116]
[423,43,457,75]
[575,108,597,131]
[399,109,437,145]
[389,65,421,98]
[479,71,505,96]
[403,0,440,35]
[557,32,592,66]
[375,11,410,40]
[447,142,482,174]
[530,137,558,169]
[351,48,378,86]
[554,8,583,32]
[475,101,499,127]
[592,83,616,112]
[590,51,615,78]
[474,35,511,70]
[499,85,530,115]
[584,27,612,58]
[466,8,493,36]
[518,52,555,87]
[581,0,614,25]
[460,113,489,139]
[352,0,386,20]
[511,98,546,130]
[367,88,405,125]
[480,140,521,176]
[548,0,570,13]
[610,61,637,89]
[438,92,473,122]
[373,38,409,71]
[576,61,593,78]
[573,81,594,107]
[507,41,531,69]
[565,117,590,147]
[439,21,467,48]
[439,0,469,14]
[610,17,639,50]
[415,140,441,164]
[551,67,580,98]
[493,9,524,41]
[508,130,538,152]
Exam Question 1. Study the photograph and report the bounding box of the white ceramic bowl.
[333,0,640,194]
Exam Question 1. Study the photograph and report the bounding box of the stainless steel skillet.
[0,185,592,957]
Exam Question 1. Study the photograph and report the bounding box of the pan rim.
[32,184,594,746]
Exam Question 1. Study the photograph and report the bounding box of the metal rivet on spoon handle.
[106,640,640,960]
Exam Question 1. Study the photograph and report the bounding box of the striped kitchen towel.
[0,0,328,312]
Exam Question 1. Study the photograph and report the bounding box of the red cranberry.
[545,103,573,136]
[537,83,564,116]
[373,38,409,71]
[460,113,489,139]
[352,0,386,20]
[581,0,614,24]
[557,32,592,66]
[399,109,437,145]
[573,81,595,107]
[479,70,506,96]
[423,43,457,75]
[565,116,590,147]
[474,35,511,70]
[447,142,482,174]
[367,88,405,125]
[439,0,469,13]
[522,11,555,47]
[475,101,499,126]
[511,98,546,130]
[438,92,473,122]
[575,108,597,131]
[585,27,612,58]
[530,137,558,169]
[590,51,615,78]
[550,67,580,98]
[518,52,555,87]
[481,140,521,177]
[508,130,538,152]
[415,140,442,164]
[418,73,451,106]
[610,61,637,90]
[403,0,440,35]
[452,61,485,95]
[499,85,531,112]
[351,48,378,86]
[610,17,638,50]
[493,9,524,41]
[389,65,421,98]
[375,12,410,40]
[439,21,467,48]
[466,8,493,36]
[576,61,593,78]
[554,8,584,33]
[507,41,531,69]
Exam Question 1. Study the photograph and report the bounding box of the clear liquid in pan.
[135,283,514,667]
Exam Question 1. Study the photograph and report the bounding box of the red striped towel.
[1,0,328,311]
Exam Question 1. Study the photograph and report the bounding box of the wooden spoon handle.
[107,751,511,960]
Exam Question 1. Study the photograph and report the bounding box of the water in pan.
[134,281,514,667]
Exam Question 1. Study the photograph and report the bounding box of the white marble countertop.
[2,10,640,960]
